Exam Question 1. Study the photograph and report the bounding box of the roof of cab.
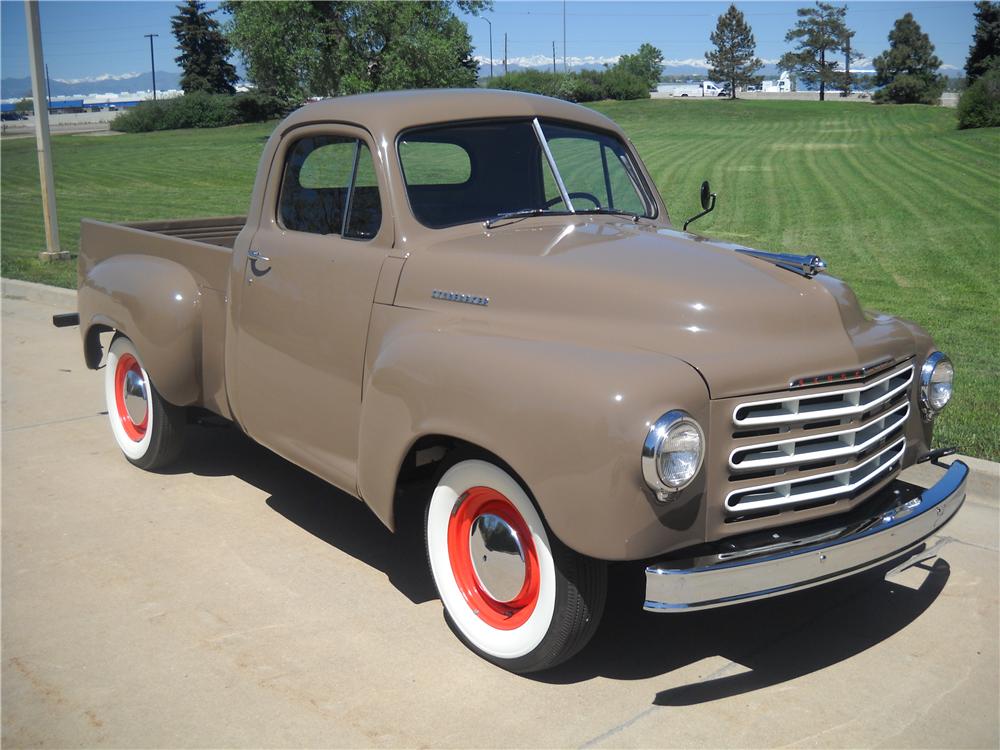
[277,88,623,137]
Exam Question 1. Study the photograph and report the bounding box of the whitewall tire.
[426,458,606,673]
[105,335,185,470]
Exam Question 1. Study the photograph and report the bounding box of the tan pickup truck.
[60,89,967,673]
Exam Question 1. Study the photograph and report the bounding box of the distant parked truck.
[671,81,725,97]
[762,72,793,93]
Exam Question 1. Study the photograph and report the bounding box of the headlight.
[642,410,705,500]
[920,351,953,419]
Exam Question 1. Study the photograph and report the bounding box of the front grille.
[720,363,913,525]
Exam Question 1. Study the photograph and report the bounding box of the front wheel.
[104,335,185,470]
[425,459,606,673]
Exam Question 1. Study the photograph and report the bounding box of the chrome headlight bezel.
[919,351,953,420]
[642,410,705,501]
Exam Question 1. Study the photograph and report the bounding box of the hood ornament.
[735,248,827,278]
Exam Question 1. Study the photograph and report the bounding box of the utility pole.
[144,33,158,101]
[843,32,853,96]
[504,32,508,77]
[563,0,567,72]
[483,17,493,79]
[24,0,64,260]
[44,62,52,108]
[552,42,556,74]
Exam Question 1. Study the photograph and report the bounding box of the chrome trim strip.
[729,402,910,471]
[789,357,896,390]
[732,365,914,427]
[724,437,905,512]
[644,460,968,612]
[531,117,575,213]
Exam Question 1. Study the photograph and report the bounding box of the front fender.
[79,254,202,406]
[357,307,711,561]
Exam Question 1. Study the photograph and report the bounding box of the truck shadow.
[535,555,949,700]
[164,422,438,605]
[167,422,951,702]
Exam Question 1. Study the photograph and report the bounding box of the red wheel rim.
[447,486,540,630]
[114,353,148,441]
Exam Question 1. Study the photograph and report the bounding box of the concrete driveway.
[3,288,998,748]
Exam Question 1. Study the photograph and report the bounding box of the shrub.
[957,67,1000,129]
[601,68,651,100]
[872,73,945,105]
[487,68,649,103]
[487,69,568,98]
[112,91,287,133]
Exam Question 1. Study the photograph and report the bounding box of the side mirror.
[700,180,713,211]
[684,181,718,232]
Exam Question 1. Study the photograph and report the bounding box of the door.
[232,126,390,491]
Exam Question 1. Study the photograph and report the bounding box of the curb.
[2,278,76,308]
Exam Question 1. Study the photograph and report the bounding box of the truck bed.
[121,216,245,249]
[79,215,244,292]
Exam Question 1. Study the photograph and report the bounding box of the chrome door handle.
[248,249,270,262]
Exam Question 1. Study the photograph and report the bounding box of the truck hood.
[394,219,917,398]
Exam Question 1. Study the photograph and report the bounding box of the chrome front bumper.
[645,460,968,612]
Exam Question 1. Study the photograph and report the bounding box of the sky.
[1,0,979,83]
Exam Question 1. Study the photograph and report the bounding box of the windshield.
[398,118,656,228]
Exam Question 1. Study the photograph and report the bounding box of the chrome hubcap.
[122,368,148,425]
[469,513,527,603]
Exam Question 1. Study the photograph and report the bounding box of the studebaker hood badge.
[432,289,490,306]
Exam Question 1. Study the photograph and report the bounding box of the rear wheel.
[104,335,185,470]
[425,458,606,673]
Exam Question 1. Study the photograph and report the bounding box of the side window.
[279,135,382,240]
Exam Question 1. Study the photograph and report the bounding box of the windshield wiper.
[484,208,566,228]
[574,208,641,222]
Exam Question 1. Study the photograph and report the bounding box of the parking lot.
[3,288,998,748]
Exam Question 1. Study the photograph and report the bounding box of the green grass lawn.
[2,99,998,459]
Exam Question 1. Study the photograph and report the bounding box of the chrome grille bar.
[725,437,906,513]
[732,365,913,427]
[729,401,910,471]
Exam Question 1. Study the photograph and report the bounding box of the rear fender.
[78,254,202,406]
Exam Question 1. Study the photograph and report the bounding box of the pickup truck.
[62,89,966,673]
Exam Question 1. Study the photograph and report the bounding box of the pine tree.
[706,4,763,99]
[779,2,852,101]
[966,1,1000,85]
[873,13,945,104]
[172,0,238,95]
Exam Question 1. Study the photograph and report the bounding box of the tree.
[614,43,664,91]
[222,1,489,101]
[873,13,945,104]
[171,0,238,95]
[705,4,763,99]
[779,2,852,101]
[966,1,1000,85]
